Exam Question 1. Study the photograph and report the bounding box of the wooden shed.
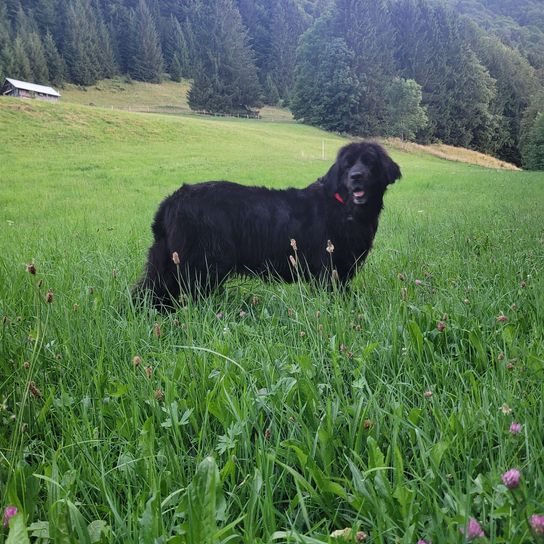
[1,78,61,102]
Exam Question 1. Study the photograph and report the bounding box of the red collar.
[334,192,345,204]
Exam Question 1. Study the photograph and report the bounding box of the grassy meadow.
[0,97,543,543]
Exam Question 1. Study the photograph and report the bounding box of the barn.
[1,78,61,102]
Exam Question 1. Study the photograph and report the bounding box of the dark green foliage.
[291,20,362,132]
[521,113,544,170]
[188,0,262,114]
[43,32,66,86]
[385,77,428,140]
[128,0,163,83]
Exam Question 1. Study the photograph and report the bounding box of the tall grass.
[0,99,543,543]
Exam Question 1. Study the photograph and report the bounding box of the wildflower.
[132,355,142,367]
[145,366,153,378]
[363,419,373,429]
[436,321,446,332]
[326,240,335,254]
[397,273,406,281]
[3,505,18,528]
[424,390,433,398]
[73,304,79,311]
[415,279,423,286]
[332,269,339,282]
[172,251,180,265]
[497,352,505,361]
[510,303,517,311]
[251,295,259,306]
[299,331,306,338]
[239,310,247,318]
[463,298,470,304]
[520,281,526,288]
[45,289,53,303]
[460,518,485,539]
[289,255,297,268]
[501,403,512,415]
[496,314,508,323]
[112,269,118,278]
[417,540,430,544]
[509,422,522,435]
[26,263,36,275]
[530,515,544,534]
[264,428,271,440]
[216,312,224,319]
[501,468,521,489]
[290,239,298,251]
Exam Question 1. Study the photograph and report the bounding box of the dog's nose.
[350,171,363,181]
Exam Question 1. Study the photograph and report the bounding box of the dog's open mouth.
[352,190,367,205]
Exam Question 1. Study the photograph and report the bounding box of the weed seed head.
[28,381,42,398]
[26,263,36,275]
[45,289,53,303]
[172,251,180,265]
[326,240,334,254]
[436,321,446,332]
[132,355,142,367]
[290,238,297,251]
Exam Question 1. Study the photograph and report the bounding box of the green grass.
[60,77,294,121]
[0,97,543,543]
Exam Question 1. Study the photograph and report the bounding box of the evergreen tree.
[163,15,189,79]
[266,0,308,101]
[62,0,101,85]
[43,31,66,86]
[129,0,164,83]
[521,112,544,170]
[26,31,49,83]
[12,35,31,80]
[188,0,262,113]
[291,19,361,132]
[0,0,14,81]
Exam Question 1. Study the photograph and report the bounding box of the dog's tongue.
[353,191,365,198]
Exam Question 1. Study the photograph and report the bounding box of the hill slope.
[0,97,543,543]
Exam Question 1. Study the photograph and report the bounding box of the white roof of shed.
[5,78,61,97]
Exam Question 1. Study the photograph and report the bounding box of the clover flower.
[501,468,521,489]
[460,518,485,540]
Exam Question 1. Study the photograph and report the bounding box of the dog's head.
[323,142,401,206]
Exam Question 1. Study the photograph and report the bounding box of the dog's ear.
[322,157,342,196]
[377,146,401,185]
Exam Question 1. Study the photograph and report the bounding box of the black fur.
[136,141,401,308]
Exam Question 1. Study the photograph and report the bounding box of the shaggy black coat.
[136,141,401,308]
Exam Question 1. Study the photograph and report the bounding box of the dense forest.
[0,0,543,169]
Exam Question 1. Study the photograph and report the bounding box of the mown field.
[0,98,543,543]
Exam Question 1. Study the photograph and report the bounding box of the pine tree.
[163,15,189,79]
[291,18,361,132]
[129,0,164,83]
[43,31,66,86]
[188,0,261,113]
[12,34,31,80]
[521,112,544,170]
[0,0,14,81]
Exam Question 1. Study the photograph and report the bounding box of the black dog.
[136,141,401,308]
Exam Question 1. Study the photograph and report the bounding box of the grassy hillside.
[0,98,543,543]
[60,77,294,121]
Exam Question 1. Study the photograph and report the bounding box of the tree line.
[0,0,542,169]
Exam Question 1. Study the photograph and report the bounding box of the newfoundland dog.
[136,141,401,308]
